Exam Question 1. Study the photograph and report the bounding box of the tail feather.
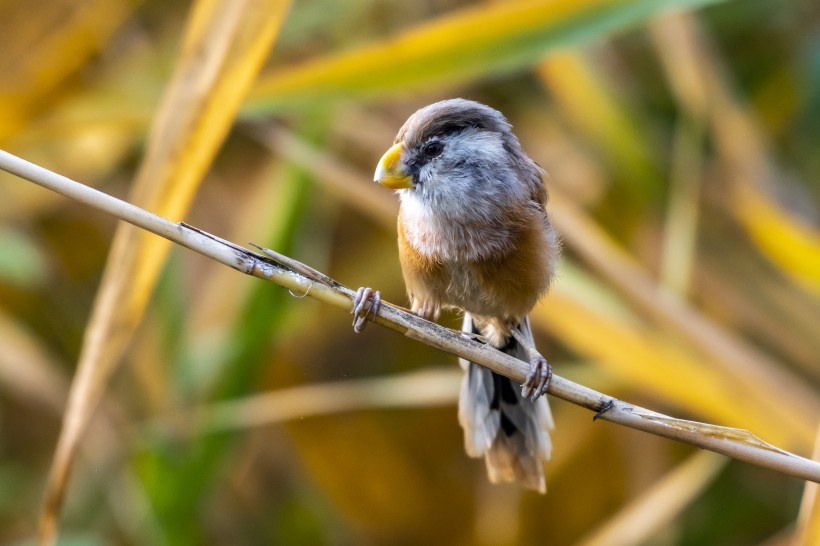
[458,314,553,493]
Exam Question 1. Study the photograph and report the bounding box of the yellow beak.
[374,142,414,189]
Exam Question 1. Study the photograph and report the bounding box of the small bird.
[354,98,560,492]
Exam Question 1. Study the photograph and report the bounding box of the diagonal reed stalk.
[1,148,819,487]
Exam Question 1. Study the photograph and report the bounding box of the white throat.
[399,190,517,262]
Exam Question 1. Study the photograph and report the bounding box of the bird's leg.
[352,287,381,333]
[411,298,479,341]
[510,327,552,401]
[410,297,441,323]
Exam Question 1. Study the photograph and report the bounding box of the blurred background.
[0,0,819,544]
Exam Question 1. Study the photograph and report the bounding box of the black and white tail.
[458,314,553,493]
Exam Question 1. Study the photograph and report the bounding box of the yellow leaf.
[38,1,291,542]
[576,451,725,546]
[536,50,657,189]
[246,0,722,113]
[533,270,815,450]
[732,183,820,295]
[0,0,145,142]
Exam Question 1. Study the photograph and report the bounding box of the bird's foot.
[509,327,552,401]
[521,354,552,401]
[352,287,381,333]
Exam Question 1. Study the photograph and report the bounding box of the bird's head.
[373,99,541,216]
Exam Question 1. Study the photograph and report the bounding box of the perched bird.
[354,98,560,492]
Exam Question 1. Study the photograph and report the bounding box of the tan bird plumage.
[359,98,560,492]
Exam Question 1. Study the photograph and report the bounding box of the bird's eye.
[423,141,443,158]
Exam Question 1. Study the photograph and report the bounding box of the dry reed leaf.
[652,12,820,296]
[0,300,148,541]
[649,11,709,118]
[146,152,306,403]
[250,124,398,226]
[0,311,68,413]
[182,158,286,392]
[694,256,820,379]
[531,286,805,449]
[38,1,291,542]
[658,117,703,296]
[547,189,818,448]
[168,368,461,435]
[0,308,155,540]
[575,451,726,546]
[0,0,145,142]
[0,0,146,221]
[536,50,656,185]
[535,41,817,451]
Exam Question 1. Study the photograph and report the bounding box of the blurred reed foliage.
[0,0,818,544]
